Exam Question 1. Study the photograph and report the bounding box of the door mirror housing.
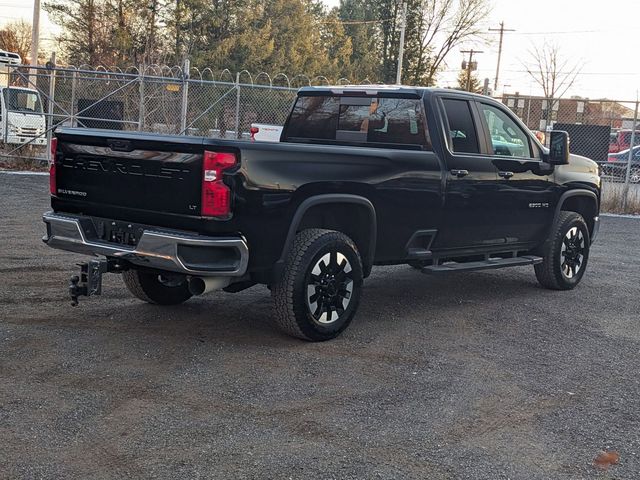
[548,130,570,165]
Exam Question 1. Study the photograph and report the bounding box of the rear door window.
[285,95,430,149]
[441,98,480,154]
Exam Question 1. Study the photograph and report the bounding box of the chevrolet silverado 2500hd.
[43,86,601,341]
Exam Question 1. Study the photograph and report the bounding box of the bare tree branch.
[0,20,33,62]
[419,0,491,85]
[524,42,582,100]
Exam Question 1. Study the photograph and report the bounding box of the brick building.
[500,94,635,131]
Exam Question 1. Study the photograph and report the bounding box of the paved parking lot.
[1,173,639,479]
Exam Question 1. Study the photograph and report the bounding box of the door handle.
[498,171,514,179]
[450,169,469,178]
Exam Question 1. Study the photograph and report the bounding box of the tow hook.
[69,259,121,306]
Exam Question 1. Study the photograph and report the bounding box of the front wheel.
[272,229,363,341]
[535,211,590,290]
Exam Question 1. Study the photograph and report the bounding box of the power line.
[503,69,640,76]
[319,18,394,25]
[490,29,606,36]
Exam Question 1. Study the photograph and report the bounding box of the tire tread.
[272,228,361,341]
[535,211,589,290]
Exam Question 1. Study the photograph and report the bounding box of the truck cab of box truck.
[0,86,47,146]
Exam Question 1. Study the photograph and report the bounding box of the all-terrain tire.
[534,211,590,290]
[272,228,363,341]
[122,269,192,305]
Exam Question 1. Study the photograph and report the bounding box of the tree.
[44,0,170,66]
[319,9,354,80]
[339,0,490,85]
[0,20,33,62]
[524,42,582,125]
[407,0,490,85]
[337,0,381,81]
[456,68,481,93]
[45,0,107,65]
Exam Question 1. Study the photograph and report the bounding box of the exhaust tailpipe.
[188,277,231,296]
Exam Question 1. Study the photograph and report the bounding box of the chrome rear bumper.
[42,212,248,276]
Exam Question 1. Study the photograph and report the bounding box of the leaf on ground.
[594,450,620,469]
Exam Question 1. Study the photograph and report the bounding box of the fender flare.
[554,189,599,220]
[274,194,377,279]
[552,188,599,238]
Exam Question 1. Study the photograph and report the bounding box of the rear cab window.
[284,94,431,150]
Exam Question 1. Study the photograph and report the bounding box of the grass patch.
[0,157,48,172]
[601,182,640,215]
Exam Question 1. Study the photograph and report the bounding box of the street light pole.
[395,2,407,85]
[31,0,40,67]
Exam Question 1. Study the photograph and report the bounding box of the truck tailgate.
[54,129,205,216]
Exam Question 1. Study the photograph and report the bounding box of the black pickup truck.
[44,86,601,341]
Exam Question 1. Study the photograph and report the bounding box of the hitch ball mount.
[69,259,122,306]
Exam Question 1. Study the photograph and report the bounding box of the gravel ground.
[1,173,639,480]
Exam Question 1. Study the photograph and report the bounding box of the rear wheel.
[535,211,590,290]
[272,229,363,341]
[122,269,192,305]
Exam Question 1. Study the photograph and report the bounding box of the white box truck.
[0,84,47,147]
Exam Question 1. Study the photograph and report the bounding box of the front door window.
[479,103,532,158]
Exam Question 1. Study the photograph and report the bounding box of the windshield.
[3,88,43,113]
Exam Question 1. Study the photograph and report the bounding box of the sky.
[1,0,639,102]
[326,0,640,103]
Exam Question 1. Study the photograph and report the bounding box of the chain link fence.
[498,94,640,213]
[0,63,300,167]
[0,62,638,213]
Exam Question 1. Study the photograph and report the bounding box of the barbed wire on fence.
[8,62,365,87]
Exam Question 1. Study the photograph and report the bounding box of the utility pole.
[489,22,515,92]
[395,1,407,85]
[460,49,483,92]
[31,0,41,67]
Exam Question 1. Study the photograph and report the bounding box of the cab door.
[431,96,501,251]
[474,101,556,247]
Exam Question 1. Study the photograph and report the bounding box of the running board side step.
[422,255,543,274]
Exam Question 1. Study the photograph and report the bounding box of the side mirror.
[548,130,570,165]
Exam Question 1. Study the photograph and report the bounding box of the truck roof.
[1,86,39,92]
[297,85,489,100]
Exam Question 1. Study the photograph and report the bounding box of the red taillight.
[250,127,259,142]
[49,137,58,195]
[201,150,237,217]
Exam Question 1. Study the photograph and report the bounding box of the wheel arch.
[274,194,377,280]
[555,189,599,239]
